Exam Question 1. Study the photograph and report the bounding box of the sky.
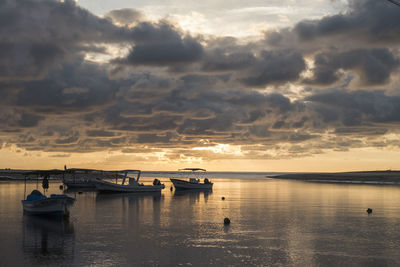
[1,0,400,172]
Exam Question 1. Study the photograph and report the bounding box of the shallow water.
[1,176,400,266]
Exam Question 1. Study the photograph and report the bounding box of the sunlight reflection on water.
[1,177,400,266]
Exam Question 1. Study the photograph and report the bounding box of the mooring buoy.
[224,217,230,225]
[366,208,372,214]
[59,185,63,190]
[222,196,225,200]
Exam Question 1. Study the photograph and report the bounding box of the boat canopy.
[24,170,66,176]
[179,168,206,172]
[66,168,140,174]
[21,169,141,181]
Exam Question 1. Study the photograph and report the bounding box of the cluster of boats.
[22,168,213,216]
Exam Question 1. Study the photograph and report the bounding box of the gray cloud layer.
[1,0,400,161]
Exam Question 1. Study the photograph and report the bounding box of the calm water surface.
[1,175,400,266]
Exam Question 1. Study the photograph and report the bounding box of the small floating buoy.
[59,185,64,190]
[224,217,230,225]
[170,186,173,191]
[221,196,225,200]
[366,208,372,214]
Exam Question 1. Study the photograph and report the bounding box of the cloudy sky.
[1,0,400,171]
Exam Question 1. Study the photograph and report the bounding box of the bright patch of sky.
[77,0,348,37]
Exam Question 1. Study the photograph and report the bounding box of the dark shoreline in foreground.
[269,170,400,185]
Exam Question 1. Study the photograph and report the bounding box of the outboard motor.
[153,178,161,185]
[204,178,210,184]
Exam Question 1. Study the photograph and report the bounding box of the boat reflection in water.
[95,191,162,202]
[95,191,162,221]
[22,216,75,265]
[173,188,212,203]
[63,187,98,194]
[95,191,163,231]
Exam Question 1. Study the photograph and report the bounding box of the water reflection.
[95,192,163,228]
[22,215,75,265]
[173,189,212,203]
[1,179,400,266]
[63,187,97,194]
[95,191,161,202]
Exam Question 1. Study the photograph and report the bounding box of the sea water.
[1,173,400,266]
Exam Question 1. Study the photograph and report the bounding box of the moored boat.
[63,168,126,189]
[170,168,213,190]
[22,190,75,215]
[94,170,165,193]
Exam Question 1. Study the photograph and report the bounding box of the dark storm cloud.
[122,36,204,66]
[239,50,306,87]
[115,21,204,66]
[306,48,399,86]
[248,125,270,138]
[334,127,388,136]
[18,112,44,128]
[307,90,400,126]
[294,0,400,44]
[202,50,255,72]
[0,43,64,81]
[130,21,185,44]
[86,130,117,137]
[266,0,400,51]
[0,108,44,130]
[0,0,127,81]
[226,92,292,111]
[14,59,119,113]
[201,47,307,86]
[55,135,79,145]
[99,100,182,132]
[177,115,236,136]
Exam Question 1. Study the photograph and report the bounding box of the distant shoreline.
[269,170,400,185]
[2,169,400,184]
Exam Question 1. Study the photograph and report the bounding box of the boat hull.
[22,198,69,215]
[94,180,165,193]
[63,180,97,189]
[170,178,213,190]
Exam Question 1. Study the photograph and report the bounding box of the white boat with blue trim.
[170,168,213,190]
[22,170,75,216]
[22,190,75,215]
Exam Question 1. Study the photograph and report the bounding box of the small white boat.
[22,190,75,215]
[170,168,213,190]
[94,170,165,193]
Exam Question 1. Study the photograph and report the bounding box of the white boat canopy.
[179,168,206,172]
